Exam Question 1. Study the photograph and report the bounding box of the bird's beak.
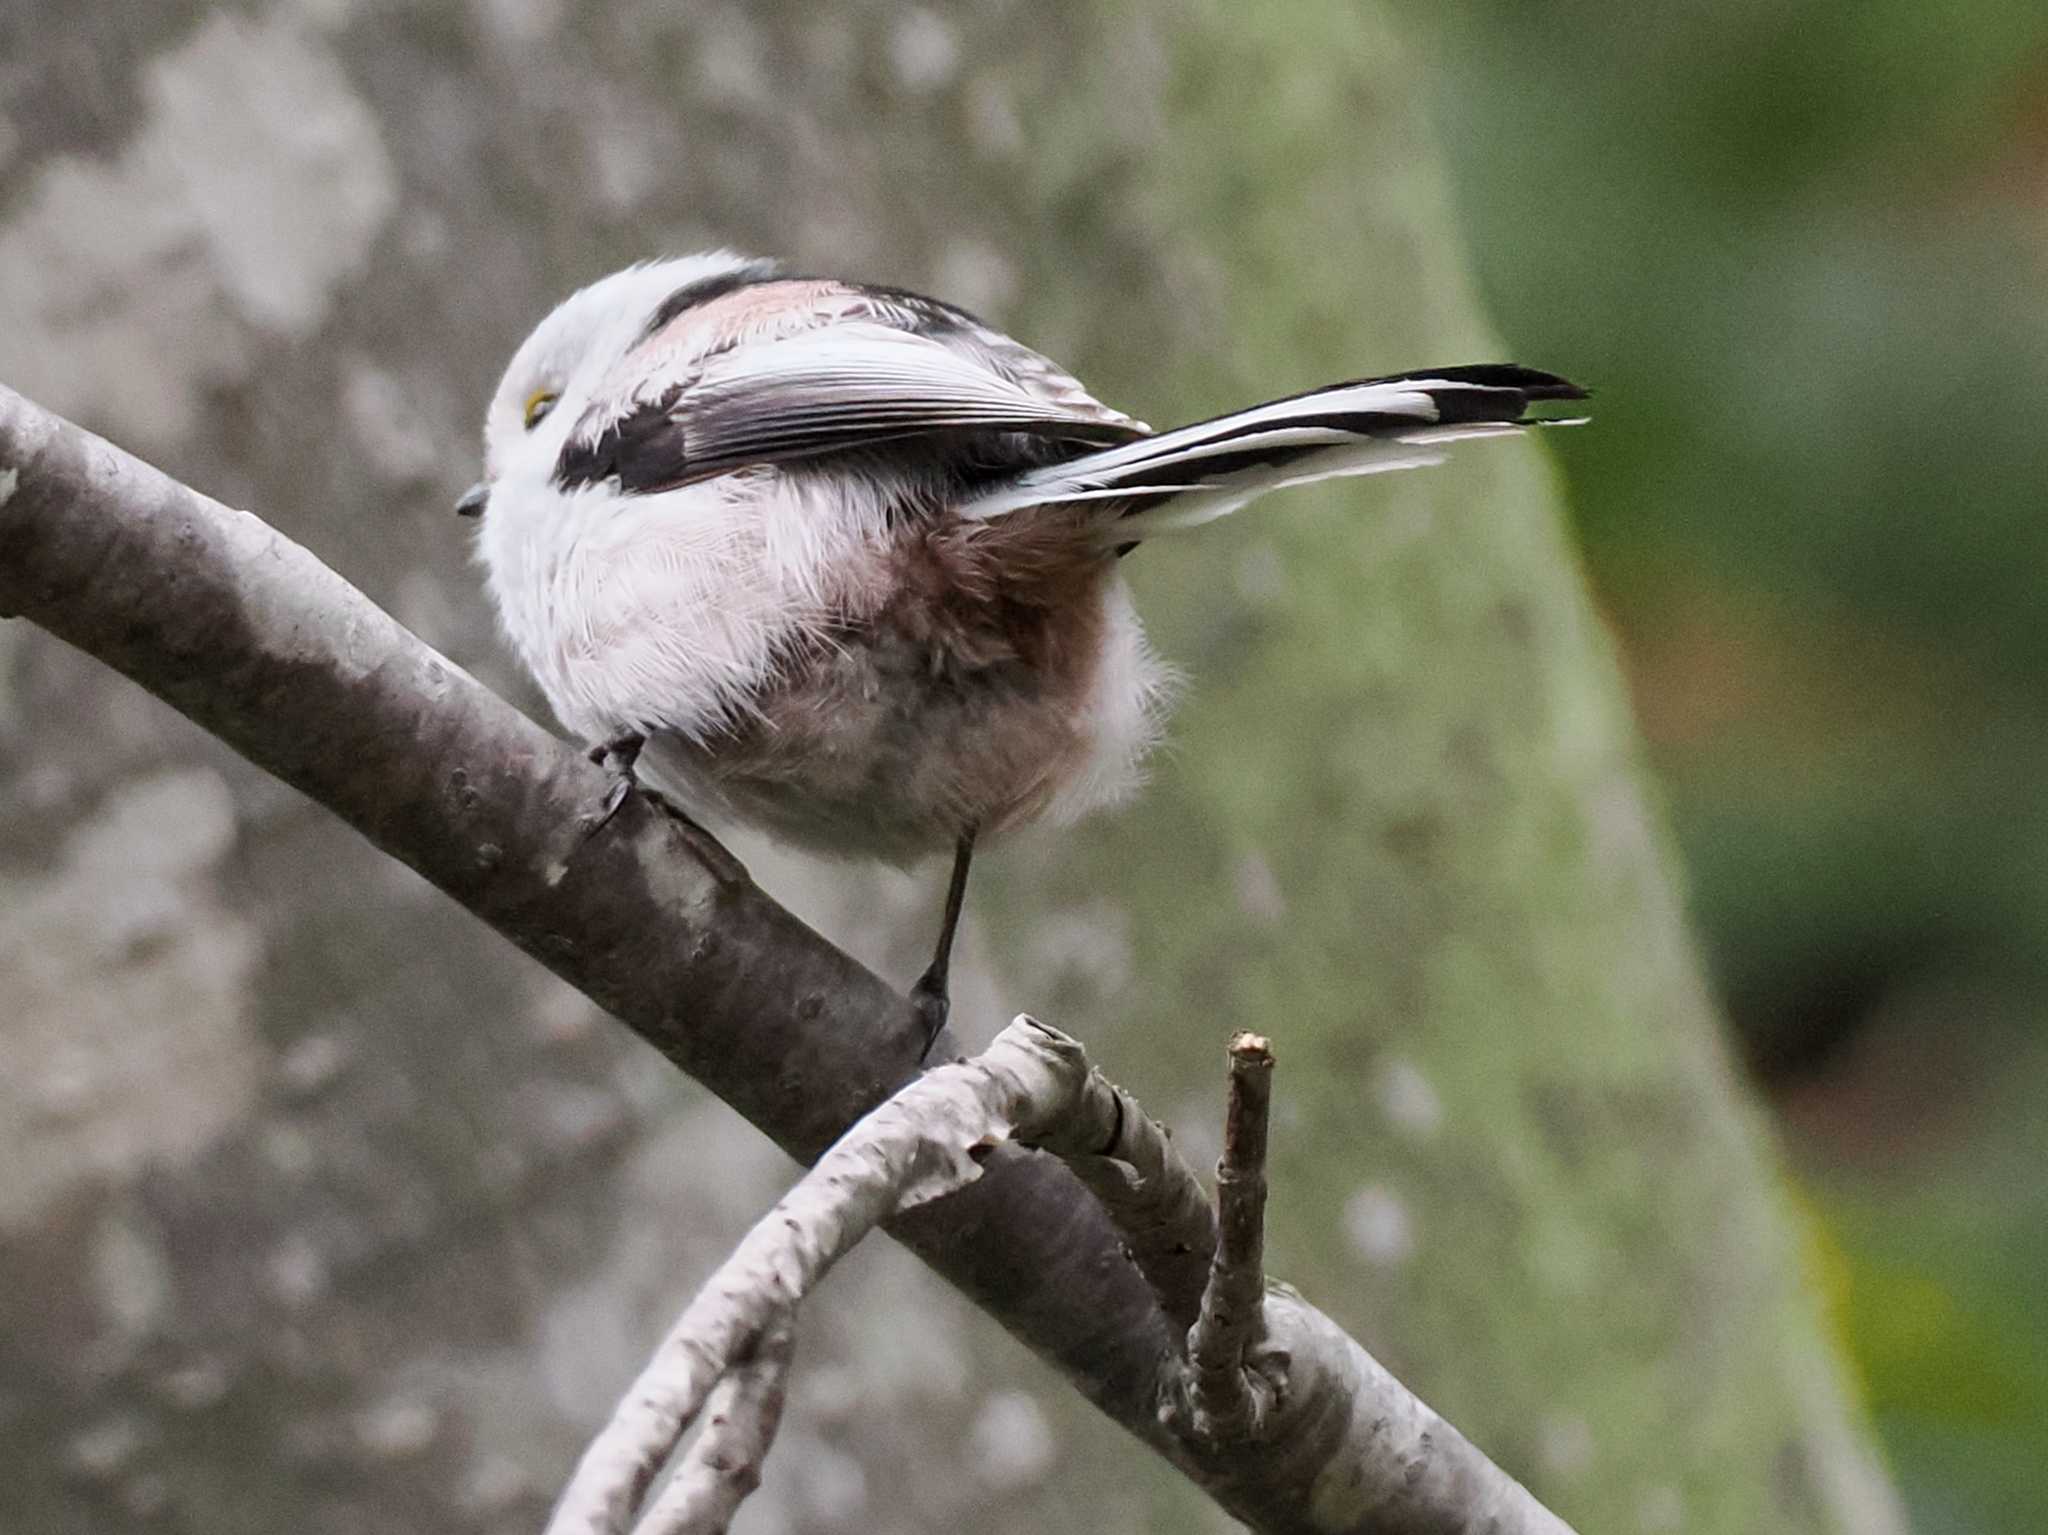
[455,481,490,519]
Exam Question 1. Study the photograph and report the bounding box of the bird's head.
[458,250,776,519]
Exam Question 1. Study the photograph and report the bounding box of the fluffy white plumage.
[467,252,1583,868]
[474,255,1173,858]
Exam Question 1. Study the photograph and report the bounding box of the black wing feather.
[555,325,1142,494]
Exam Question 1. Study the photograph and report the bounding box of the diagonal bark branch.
[0,383,1573,1535]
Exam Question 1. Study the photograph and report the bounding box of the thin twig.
[1017,1060,1218,1331]
[545,1018,1095,1535]
[1186,1032,1276,1442]
[634,1318,794,1535]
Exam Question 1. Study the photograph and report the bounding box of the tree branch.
[1186,1031,1276,1443]
[993,1019,1219,1329]
[0,384,1574,1535]
[635,1318,793,1535]
[550,1018,1102,1535]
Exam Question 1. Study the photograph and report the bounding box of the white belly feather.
[479,468,1173,862]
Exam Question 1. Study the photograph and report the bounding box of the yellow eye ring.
[522,389,559,430]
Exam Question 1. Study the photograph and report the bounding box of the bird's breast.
[482,469,1175,861]
[654,558,1176,864]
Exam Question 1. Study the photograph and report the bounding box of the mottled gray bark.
[0,3,1898,1534]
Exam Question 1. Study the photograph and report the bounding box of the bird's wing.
[557,299,1144,494]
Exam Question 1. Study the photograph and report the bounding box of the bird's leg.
[584,731,647,835]
[910,828,977,1060]
[577,731,748,886]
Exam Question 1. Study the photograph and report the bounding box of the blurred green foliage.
[1410,5,2048,1531]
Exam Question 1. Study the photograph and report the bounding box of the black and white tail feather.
[959,364,1587,536]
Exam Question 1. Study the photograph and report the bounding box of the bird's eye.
[522,389,559,430]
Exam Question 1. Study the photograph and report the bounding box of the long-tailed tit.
[461,252,1586,1049]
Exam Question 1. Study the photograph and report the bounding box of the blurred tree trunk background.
[0,2,1901,1532]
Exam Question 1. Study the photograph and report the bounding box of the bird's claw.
[910,970,951,1063]
[593,773,634,828]
[579,732,647,844]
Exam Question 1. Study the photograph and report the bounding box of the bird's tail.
[956,364,1588,536]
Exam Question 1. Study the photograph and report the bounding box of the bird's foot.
[909,968,951,1063]
[581,733,648,841]
[579,732,748,885]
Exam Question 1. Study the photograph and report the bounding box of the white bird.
[462,251,1586,1049]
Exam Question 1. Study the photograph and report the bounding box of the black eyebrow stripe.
[636,259,787,344]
